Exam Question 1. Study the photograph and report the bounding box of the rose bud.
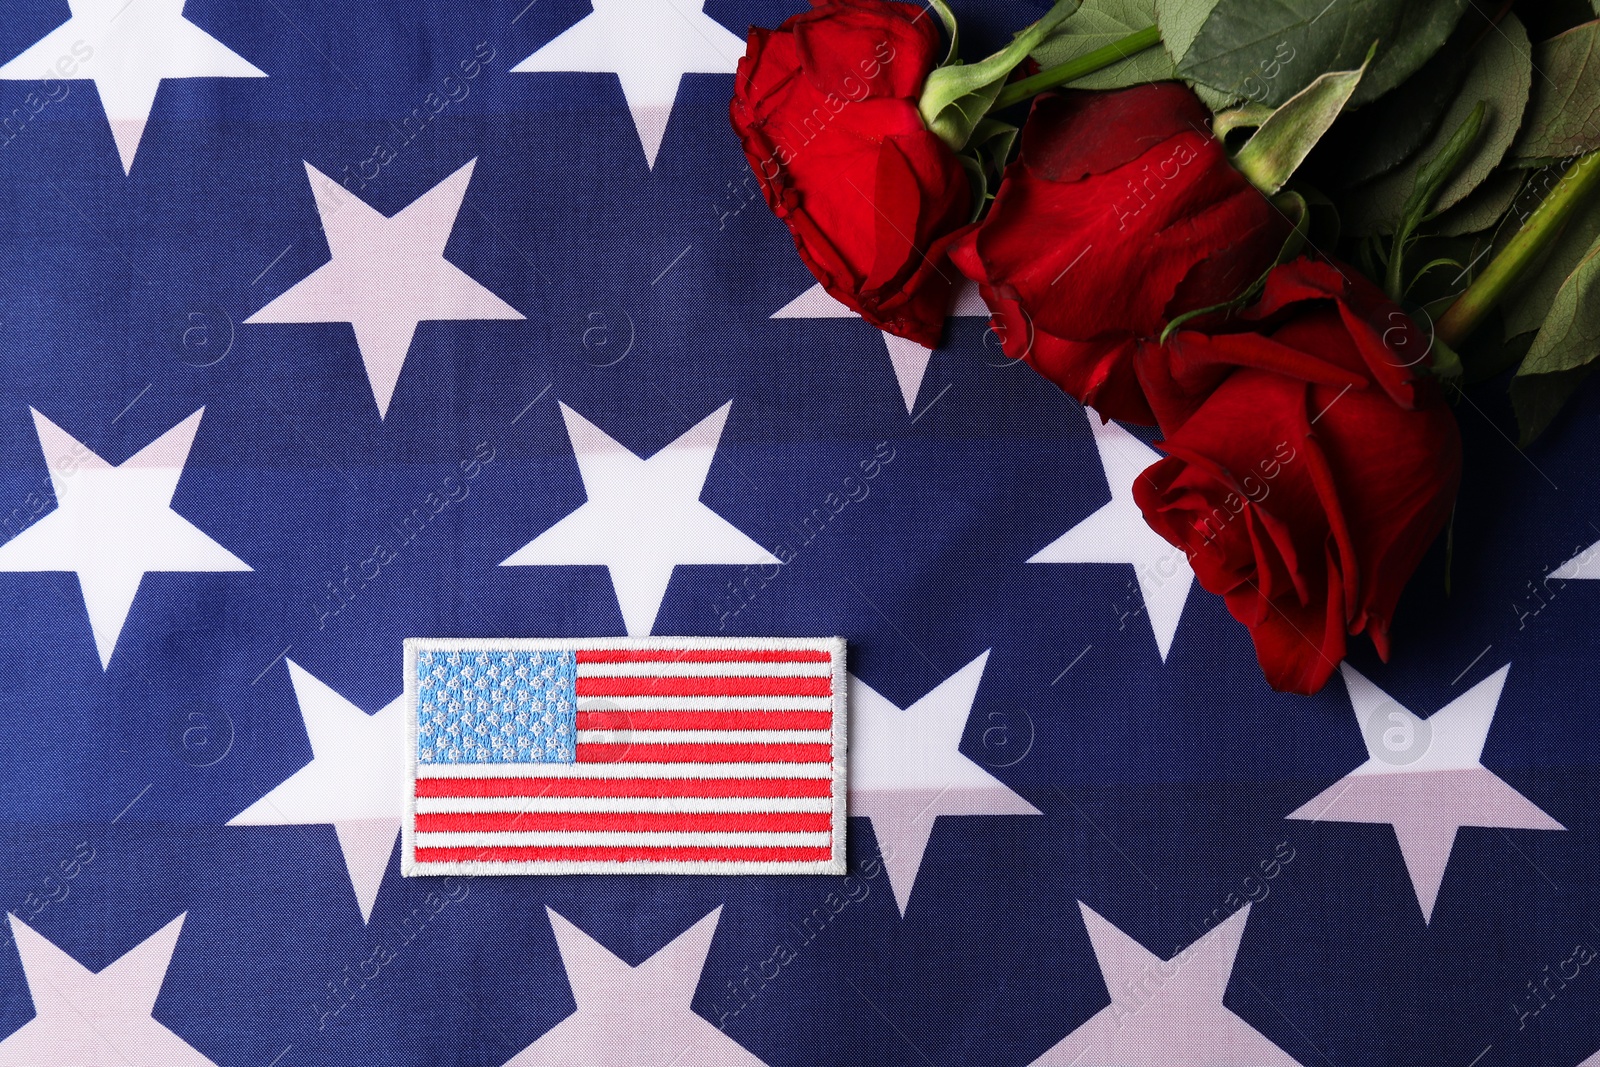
[731,0,972,349]
[949,82,1291,424]
[1132,259,1462,694]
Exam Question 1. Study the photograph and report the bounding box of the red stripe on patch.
[413,845,835,864]
[416,776,834,799]
[577,742,831,764]
[574,675,831,697]
[414,811,831,834]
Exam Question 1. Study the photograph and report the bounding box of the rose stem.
[990,25,1162,111]
[1435,147,1600,347]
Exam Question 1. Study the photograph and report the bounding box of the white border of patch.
[401,636,847,876]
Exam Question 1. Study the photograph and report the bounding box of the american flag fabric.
[0,1,1598,1066]
[404,637,847,875]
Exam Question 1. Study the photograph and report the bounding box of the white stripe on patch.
[575,695,833,712]
[415,795,835,815]
[574,729,831,745]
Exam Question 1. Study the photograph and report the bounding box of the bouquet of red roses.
[731,0,1600,695]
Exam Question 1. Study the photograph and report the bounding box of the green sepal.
[1430,337,1464,380]
[958,119,1021,222]
[919,0,1081,151]
[958,155,988,223]
[1211,104,1274,142]
[969,118,1021,173]
[925,80,1008,156]
[925,0,960,67]
[1231,43,1374,197]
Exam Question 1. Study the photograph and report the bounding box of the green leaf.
[1231,45,1371,196]
[1193,83,1242,113]
[1153,0,1222,67]
[1511,365,1593,443]
[1431,168,1525,237]
[1511,229,1600,441]
[1152,0,1238,109]
[1499,175,1600,337]
[1176,0,1468,108]
[1031,0,1175,90]
[1510,19,1600,167]
[920,0,1080,149]
[1331,23,1475,187]
[1344,14,1532,237]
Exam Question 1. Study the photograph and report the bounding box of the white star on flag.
[1288,664,1564,923]
[501,401,778,636]
[0,0,265,173]
[247,158,523,419]
[0,407,251,670]
[1030,407,1196,661]
[504,906,769,1066]
[772,281,992,413]
[230,660,405,924]
[1553,538,1600,580]
[513,0,744,169]
[850,651,1041,916]
[0,913,217,1066]
[1030,903,1299,1066]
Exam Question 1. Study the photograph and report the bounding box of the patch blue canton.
[415,648,578,764]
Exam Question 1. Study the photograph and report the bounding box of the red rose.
[731,0,971,348]
[1132,259,1462,694]
[949,83,1291,423]
[1136,258,1429,435]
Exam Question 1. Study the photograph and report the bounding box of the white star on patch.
[500,401,778,636]
[1288,664,1564,924]
[230,660,405,924]
[0,407,251,670]
[513,0,744,169]
[0,0,265,173]
[0,913,218,1066]
[247,158,523,419]
[1029,407,1196,661]
[772,281,992,414]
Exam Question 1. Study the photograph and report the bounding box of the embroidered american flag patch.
[401,637,847,875]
